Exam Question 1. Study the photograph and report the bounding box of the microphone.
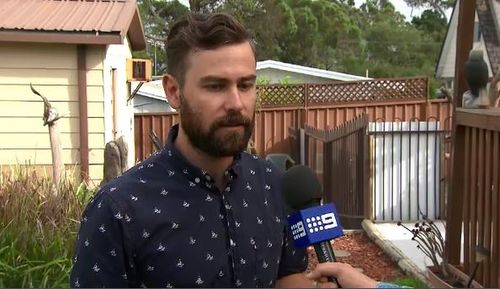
[283,165,344,287]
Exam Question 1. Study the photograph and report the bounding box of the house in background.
[133,60,370,113]
[132,80,176,113]
[256,60,370,84]
[0,0,146,183]
[436,0,500,88]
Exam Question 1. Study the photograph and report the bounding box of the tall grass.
[0,165,93,288]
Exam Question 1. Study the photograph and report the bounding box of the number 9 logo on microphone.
[306,213,338,233]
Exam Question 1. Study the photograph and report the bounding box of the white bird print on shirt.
[182,201,190,208]
[84,239,90,247]
[265,184,271,190]
[199,214,205,222]
[160,189,168,196]
[240,258,246,265]
[125,214,132,222]
[147,265,154,271]
[110,187,116,192]
[142,230,150,238]
[154,207,161,214]
[157,243,166,252]
[195,276,204,285]
[168,170,175,177]
[171,222,179,229]
[189,181,196,187]
[266,167,272,172]
[97,201,102,208]
[245,183,252,190]
[206,253,214,261]
[257,217,263,224]
[176,259,184,268]
[235,279,243,287]
[139,178,146,183]
[242,199,248,207]
[131,195,138,201]
[168,150,172,157]
[211,231,218,238]
[114,212,123,219]
[189,236,196,245]
[249,169,255,175]
[92,263,100,272]
[262,261,269,268]
[99,224,106,233]
[74,279,80,287]
[166,283,173,288]
[147,163,154,168]
[205,194,213,202]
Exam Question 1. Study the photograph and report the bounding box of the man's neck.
[174,127,234,190]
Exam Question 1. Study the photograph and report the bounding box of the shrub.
[0,165,92,287]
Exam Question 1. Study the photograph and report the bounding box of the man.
[70,12,315,288]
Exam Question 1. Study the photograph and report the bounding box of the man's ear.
[163,74,181,109]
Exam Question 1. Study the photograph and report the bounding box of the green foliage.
[138,0,448,82]
[390,277,428,288]
[0,166,89,287]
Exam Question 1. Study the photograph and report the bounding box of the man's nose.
[225,85,244,111]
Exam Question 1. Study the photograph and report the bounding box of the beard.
[179,97,254,157]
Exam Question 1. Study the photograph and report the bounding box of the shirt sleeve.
[277,215,308,278]
[70,191,136,288]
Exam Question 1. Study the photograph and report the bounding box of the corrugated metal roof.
[0,0,145,50]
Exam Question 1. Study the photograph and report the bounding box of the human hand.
[307,262,378,288]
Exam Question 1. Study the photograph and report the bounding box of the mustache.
[213,111,252,127]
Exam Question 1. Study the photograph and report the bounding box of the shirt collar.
[161,124,242,184]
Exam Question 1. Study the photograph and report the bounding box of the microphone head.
[282,165,322,210]
[288,203,344,247]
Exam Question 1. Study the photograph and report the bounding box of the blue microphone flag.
[287,203,344,248]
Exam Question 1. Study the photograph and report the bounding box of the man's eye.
[238,82,255,91]
[206,83,225,91]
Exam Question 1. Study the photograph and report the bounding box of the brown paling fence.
[135,77,451,161]
[288,114,370,228]
[446,109,500,288]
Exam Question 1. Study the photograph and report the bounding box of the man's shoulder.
[240,152,283,176]
[98,151,168,200]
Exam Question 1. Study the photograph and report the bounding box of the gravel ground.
[307,231,407,282]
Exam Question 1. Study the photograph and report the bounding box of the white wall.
[370,121,443,221]
[104,37,135,169]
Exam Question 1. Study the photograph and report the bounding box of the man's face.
[179,42,257,157]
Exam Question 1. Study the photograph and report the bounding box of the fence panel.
[446,109,500,287]
[369,118,451,221]
[302,114,369,228]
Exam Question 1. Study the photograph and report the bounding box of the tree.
[404,0,454,19]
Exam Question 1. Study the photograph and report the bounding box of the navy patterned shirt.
[70,125,307,288]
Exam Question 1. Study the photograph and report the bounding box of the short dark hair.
[165,13,255,85]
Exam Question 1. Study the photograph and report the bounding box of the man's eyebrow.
[239,75,257,82]
[199,75,257,83]
[199,76,227,83]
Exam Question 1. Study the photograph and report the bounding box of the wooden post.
[30,84,63,186]
[447,0,476,265]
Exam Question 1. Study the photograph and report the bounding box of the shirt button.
[205,175,211,181]
[194,177,200,183]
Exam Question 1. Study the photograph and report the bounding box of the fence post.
[323,140,333,203]
[363,121,371,219]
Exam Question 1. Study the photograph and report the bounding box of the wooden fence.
[446,109,500,287]
[135,77,442,160]
[258,76,428,107]
[135,99,451,161]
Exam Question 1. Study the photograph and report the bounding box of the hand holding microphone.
[283,166,399,289]
[283,165,344,287]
